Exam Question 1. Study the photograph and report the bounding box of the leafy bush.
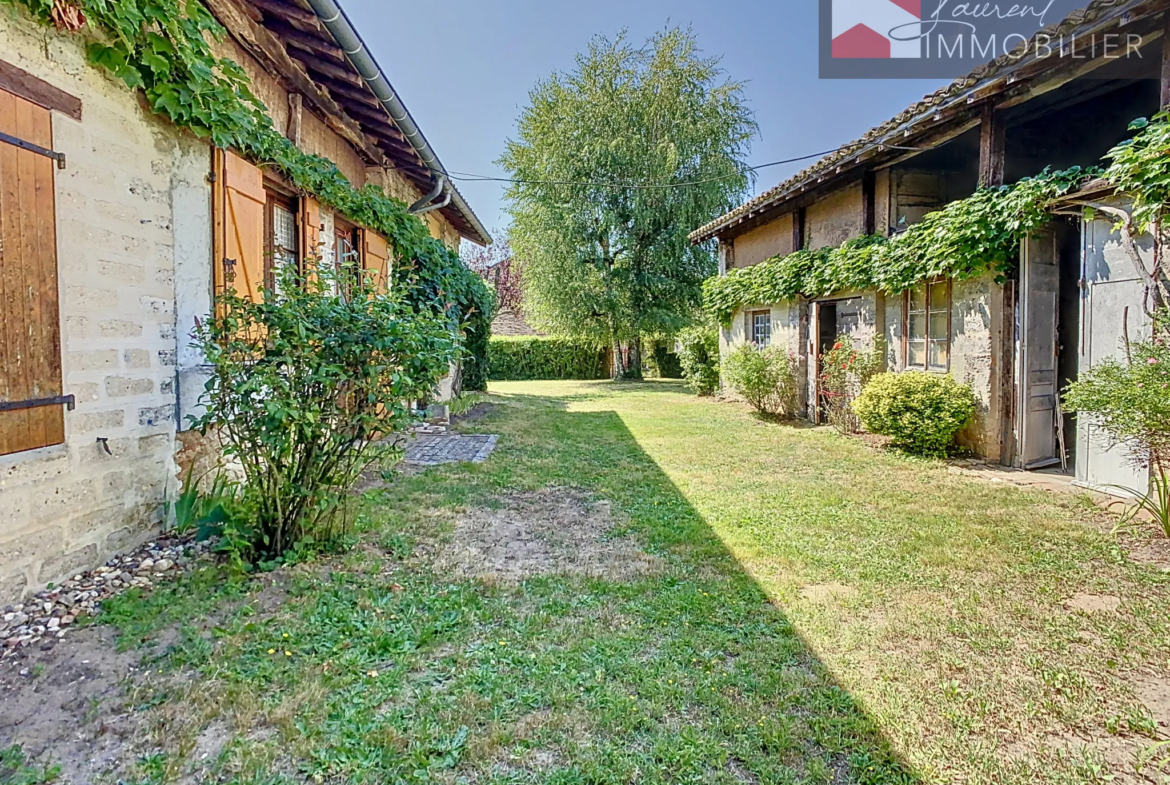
[820,335,885,435]
[678,326,721,396]
[1064,312,1170,532]
[191,264,455,560]
[852,372,977,456]
[488,336,608,380]
[722,344,800,417]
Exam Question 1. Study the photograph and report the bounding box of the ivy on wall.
[703,166,1094,325]
[6,0,494,363]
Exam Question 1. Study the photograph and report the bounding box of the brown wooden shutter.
[0,89,64,456]
[363,230,390,293]
[214,149,265,303]
[299,196,320,274]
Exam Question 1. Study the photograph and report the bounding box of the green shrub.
[722,344,800,416]
[191,263,455,561]
[488,336,608,380]
[852,372,977,456]
[678,326,720,396]
[647,340,684,379]
[1063,310,1170,532]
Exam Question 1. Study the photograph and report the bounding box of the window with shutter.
[0,89,65,457]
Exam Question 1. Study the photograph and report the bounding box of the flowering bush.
[819,335,885,435]
[722,344,800,417]
[852,372,977,456]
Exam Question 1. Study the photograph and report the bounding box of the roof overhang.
[207,0,491,245]
[690,0,1165,246]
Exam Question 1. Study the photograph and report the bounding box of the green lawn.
[45,381,1170,783]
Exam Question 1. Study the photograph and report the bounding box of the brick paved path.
[403,433,499,466]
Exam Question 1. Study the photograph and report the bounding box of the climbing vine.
[703,167,1093,325]
[6,0,494,368]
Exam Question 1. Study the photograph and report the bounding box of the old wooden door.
[1017,227,1061,469]
[1076,213,1151,495]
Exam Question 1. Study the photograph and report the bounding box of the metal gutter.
[303,0,492,245]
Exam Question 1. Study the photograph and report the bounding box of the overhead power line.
[379,144,926,191]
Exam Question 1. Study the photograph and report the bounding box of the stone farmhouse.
[692,0,1167,497]
[0,0,490,602]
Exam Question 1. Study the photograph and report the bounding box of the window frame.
[333,216,362,298]
[750,309,771,348]
[263,186,299,292]
[903,279,952,372]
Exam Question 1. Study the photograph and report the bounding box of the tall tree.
[499,27,756,378]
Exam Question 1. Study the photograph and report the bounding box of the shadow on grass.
[4,381,921,785]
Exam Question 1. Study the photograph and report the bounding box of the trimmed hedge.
[488,337,609,381]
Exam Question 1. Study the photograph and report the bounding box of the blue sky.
[342,0,947,240]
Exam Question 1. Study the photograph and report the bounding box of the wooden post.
[978,104,1006,187]
[1162,13,1170,108]
[862,171,877,236]
[792,207,807,252]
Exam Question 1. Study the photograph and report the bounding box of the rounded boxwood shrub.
[852,371,977,456]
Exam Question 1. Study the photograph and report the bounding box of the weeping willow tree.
[499,27,756,378]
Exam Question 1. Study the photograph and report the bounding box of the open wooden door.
[1076,212,1151,495]
[1017,226,1061,469]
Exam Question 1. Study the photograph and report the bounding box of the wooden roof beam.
[206,0,386,165]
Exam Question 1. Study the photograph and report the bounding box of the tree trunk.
[611,339,625,380]
[623,336,643,380]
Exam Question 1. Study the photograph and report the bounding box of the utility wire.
[378,144,927,191]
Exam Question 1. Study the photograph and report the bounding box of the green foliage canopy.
[500,27,756,348]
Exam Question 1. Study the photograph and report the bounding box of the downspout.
[304,0,489,239]
[407,173,452,216]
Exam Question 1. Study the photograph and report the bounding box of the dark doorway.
[815,301,838,422]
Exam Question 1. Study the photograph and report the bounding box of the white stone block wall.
[0,10,193,602]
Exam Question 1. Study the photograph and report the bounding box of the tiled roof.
[689,0,1151,244]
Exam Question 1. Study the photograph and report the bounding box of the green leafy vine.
[703,166,1093,325]
[6,0,493,368]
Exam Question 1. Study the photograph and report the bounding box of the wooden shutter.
[363,230,390,293]
[214,149,265,303]
[299,196,320,274]
[0,89,64,456]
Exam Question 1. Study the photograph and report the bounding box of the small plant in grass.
[678,325,721,396]
[0,745,59,785]
[722,343,800,417]
[1063,310,1170,534]
[191,262,455,561]
[852,371,977,456]
[819,334,885,435]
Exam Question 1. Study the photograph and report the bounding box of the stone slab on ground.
[403,433,499,467]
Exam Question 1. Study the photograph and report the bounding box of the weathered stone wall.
[0,10,193,602]
[732,214,794,269]
[807,182,865,250]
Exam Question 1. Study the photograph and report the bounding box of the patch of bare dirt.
[1136,675,1170,728]
[436,487,661,583]
[1064,593,1122,613]
[0,624,156,783]
[799,583,858,603]
[452,402,497,425]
